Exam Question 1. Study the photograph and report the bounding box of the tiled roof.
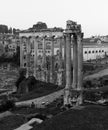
[83,38,108,47]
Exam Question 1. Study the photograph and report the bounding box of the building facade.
[19,29,108,68]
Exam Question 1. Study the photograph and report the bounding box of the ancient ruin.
[19,20,83,106]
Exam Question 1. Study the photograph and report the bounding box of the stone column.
[72,34,78,89]
[50,36,55,83]
[34,37,38,78]
[20,37,24,68]
[42,36,46,81]
[63,34,66,86]
[57,37,63,86]
[26,37,31,78]
[77,33,83,105]
[59,37,62,62]
[64,33,72,105]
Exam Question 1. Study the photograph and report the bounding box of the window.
[24,56,26,59]
[99,50,101,53]
[96,50,98,53]
[38,43,43,49]
[92,50,94,53]
[39,50,41,53]
[85,51,87,54]
[102,50,104,52]
[89,51,91,53]
[24,63,26,67]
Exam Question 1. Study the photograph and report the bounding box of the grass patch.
[32,105,108,130]
[0,115,24,130]
[16,81,63,101]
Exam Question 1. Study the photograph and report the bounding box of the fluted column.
[34,37,38,78]
[57,37,63,86]
[20,37,24,68]
[77,33,83,105]
[50,36,55,83]
[42,36,46,81]
[26,37,31,78]
[64,33,72,105]
[72,34,78,89]
[63,34,66,86]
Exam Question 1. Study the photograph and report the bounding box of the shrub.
[0,99,15,112]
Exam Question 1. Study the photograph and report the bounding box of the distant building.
[0,34,19,57]
[19,28,64,38]
[82,38,108,61]
[19,28,108,68]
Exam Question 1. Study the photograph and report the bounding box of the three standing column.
[64,21,83,106]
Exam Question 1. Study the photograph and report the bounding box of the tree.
[13,28,16,34]
[12,46,20,66]
[0,25,8,34]
[32,22,47,30]
[8,27,12,34]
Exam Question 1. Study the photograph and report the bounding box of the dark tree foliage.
[0,25,8,33]
[13,28,16,34]
[12,46,20,66]
[8,27,12,34]
[15,68,26,90]
[32,22,47,30]
[0,46,20,66]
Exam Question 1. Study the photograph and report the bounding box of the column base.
[63,88,71,106]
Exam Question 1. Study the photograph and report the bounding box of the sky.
[0,0,108,37]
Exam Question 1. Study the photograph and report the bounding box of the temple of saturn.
[20,20,83,106]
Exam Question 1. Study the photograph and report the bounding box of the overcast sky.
[0,0,108,37]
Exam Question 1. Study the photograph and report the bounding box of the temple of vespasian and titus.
[19,20,83,106]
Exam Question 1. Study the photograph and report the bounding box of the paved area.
[14,118,43,130]
[84,68,108,80]
[16,89,64,108]
[0,111,13,119]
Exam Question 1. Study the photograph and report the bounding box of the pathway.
[84,68,108,80]
[15,89,64,108]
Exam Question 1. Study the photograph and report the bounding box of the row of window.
[84,50,105,54]
[38,50,51,53]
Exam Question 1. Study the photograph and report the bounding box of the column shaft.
[42,37,46,81]
[72,35,78,89]
[77,33,83,104]
[34,37,38,78]
[50,37,54,83]
[26,38,31,78]
[63,35,66,86]
[64,33,72,105]
[20,38,23,68]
